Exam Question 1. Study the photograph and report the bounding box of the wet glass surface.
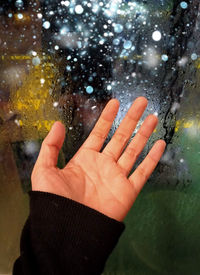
[0,0,200,274]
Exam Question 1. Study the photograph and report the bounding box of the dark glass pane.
[0,1,200,274]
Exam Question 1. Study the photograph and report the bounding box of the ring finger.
[117,114,158,176]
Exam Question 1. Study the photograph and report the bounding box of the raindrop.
[32,56,41,66]
[162,54,168,62]
[86,86,94,94]
[113,38,120,45]
[123,40,132,50]
[114,24,123,33]
[191,53,198,60]
[17,13,23,20]
[180,1,188,9]
[15,0,24,8]
[43,21,51,29]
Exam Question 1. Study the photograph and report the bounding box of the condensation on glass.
[0,0,200,274]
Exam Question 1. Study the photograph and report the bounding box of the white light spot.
[53,102,59,108]
[32,51,37,56]
[75,5,84,14]
[177,56,188,66]
[61,0,70,7]
[43,21,51,29]
[152,31,162,41]
[40,78,45,84]
[24,141,39,155]
[14,119,20,126]
[37,13,43,19]
[17,13,23,19]
[162,54,168,62]
[107,85,112,91]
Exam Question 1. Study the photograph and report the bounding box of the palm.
[67,149,134,221]
[32,97,166,221]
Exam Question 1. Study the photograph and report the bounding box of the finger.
[102,97,148,161]
[129,140,166,197]
[81,99,120,151]
[118,114,158,176]
[36,121,65,167]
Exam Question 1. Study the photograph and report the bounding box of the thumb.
[36,121,66,167]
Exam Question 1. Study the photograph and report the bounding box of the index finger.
[81,99,120,151]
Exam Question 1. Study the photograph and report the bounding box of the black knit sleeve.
[13,191,125,275]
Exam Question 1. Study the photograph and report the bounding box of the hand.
[32,97,166,221]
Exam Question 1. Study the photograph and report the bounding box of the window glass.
[0,0,200,274]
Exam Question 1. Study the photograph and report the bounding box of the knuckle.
[104,149,116,160]
[125,146,139,159]
[138,130,149,140]
[114,132,129,145]
[91,129,106,140]
[127,113,138,124]
[137,167,148,182]
[148,154,157,165]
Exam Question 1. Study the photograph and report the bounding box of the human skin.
[31,97,166,222]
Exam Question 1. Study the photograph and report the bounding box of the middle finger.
[102,97,148,160]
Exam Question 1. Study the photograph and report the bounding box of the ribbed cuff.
[29,191,125,275]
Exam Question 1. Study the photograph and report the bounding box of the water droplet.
[32,56,41,66]
[123,40,132,50]
[162,54,168,62]
[113,38,120,46]
[43,21,51,29]
[66,65,71,71]
[17,13,23,19]
[180,1,188,9]
[15,0,24,8]
[114,24,123,33]
[191,53,198,60]
[86,86,94,94]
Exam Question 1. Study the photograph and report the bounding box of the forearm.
[13,191,125,275]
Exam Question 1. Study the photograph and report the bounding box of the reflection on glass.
[0,0,200,274]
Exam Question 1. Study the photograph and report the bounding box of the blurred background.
[0,0,200,274]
